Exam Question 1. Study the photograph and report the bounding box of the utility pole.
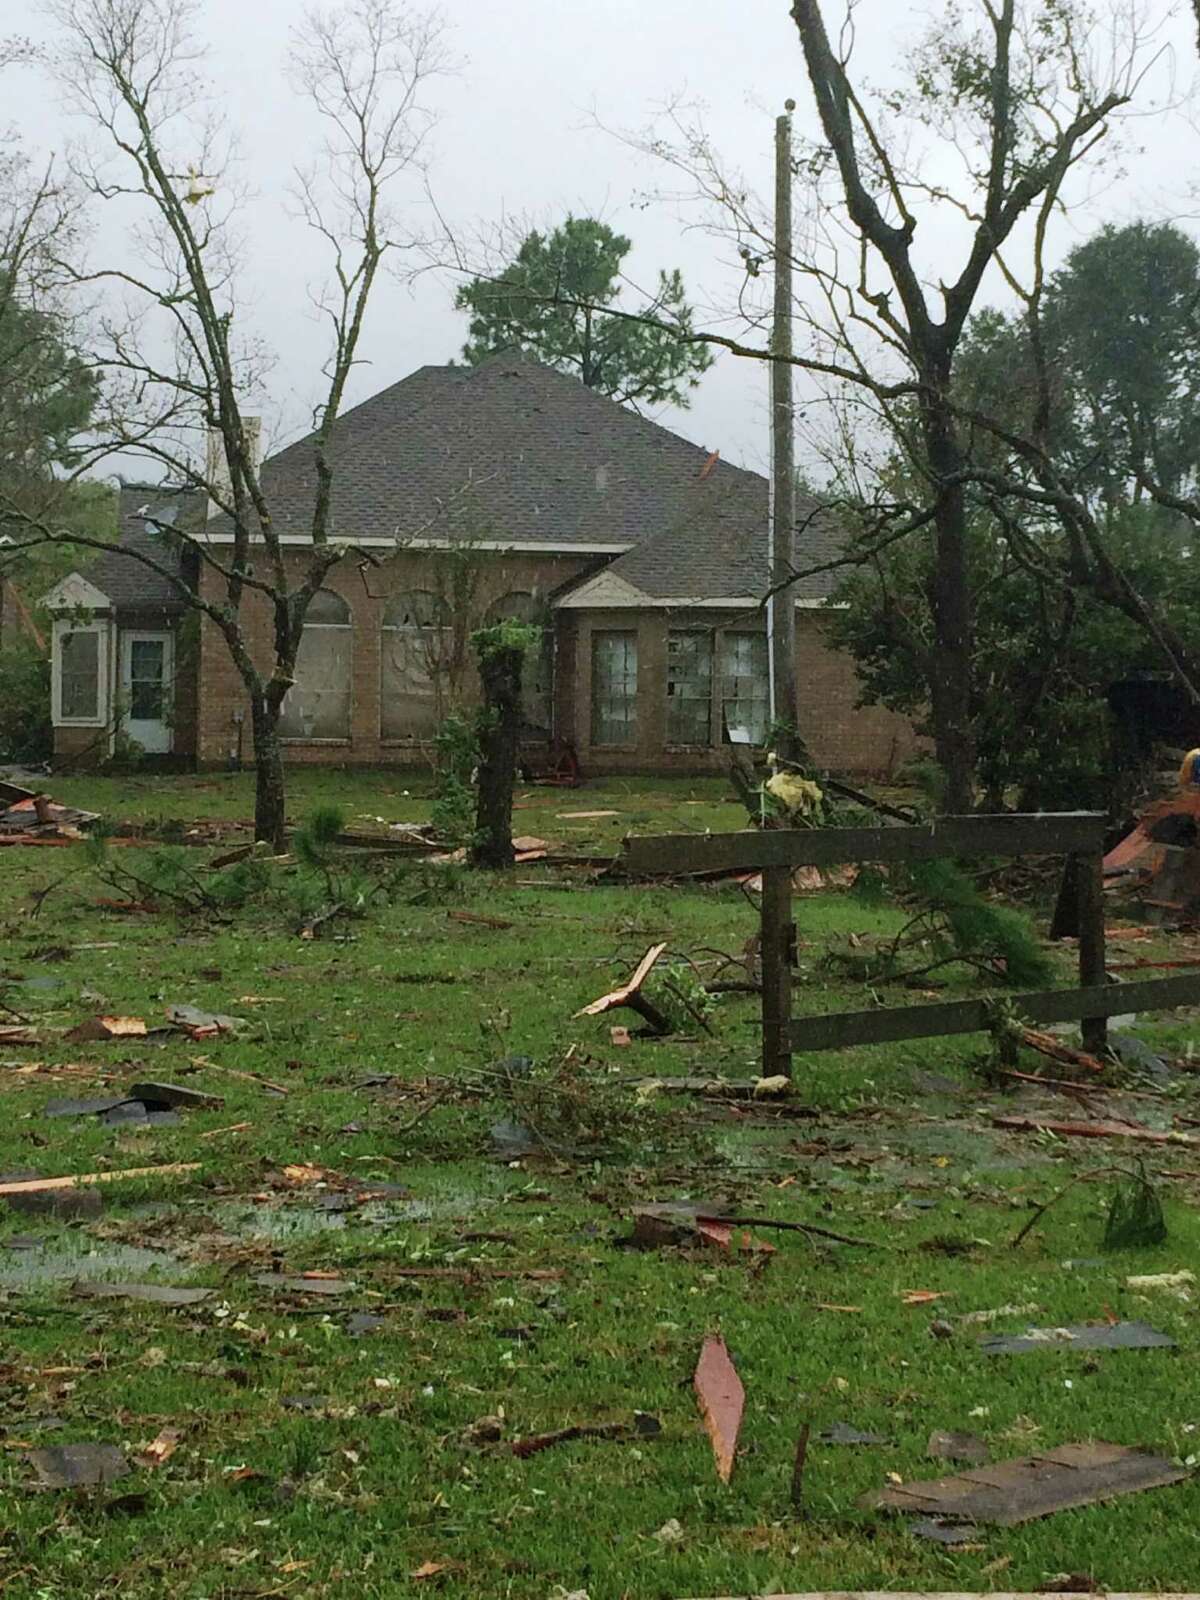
[770,99,800,762]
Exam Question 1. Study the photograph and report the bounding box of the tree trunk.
[471,644,523,869]
[251,693,288,853]
[921,385,976,814]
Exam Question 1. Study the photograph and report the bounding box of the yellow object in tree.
[1180,749,1200,787]
[764,771,824,821]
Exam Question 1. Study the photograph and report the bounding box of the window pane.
[279,624,352,739]
[591,631,637,746]
[128,639,165,719]
[666,630,712,746]
[381,590,441,740]
[60,631,99,720]
[306,589,351,625]
[720,632,769,746]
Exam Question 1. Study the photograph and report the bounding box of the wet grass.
[0,770,1198,1597]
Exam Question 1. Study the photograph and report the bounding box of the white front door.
[120,632,173,753]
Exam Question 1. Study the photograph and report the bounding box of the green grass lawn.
[1,769,1199,1598]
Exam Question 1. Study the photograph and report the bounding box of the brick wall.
[193,548,593,767]
[563,608,920,778]
[797,613,920,776]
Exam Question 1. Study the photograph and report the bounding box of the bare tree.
[5,0,447,847]
[602,0,1172,808]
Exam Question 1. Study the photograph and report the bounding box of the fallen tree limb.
[1018,1027,1107,1076]
[994,1114,1200,1147]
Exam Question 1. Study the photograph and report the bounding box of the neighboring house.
[42,356,916,775]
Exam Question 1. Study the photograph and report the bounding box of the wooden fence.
[620,812,1200,1077]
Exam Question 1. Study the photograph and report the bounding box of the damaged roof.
[206,356,842,602]
[85,485,205,613]
[85,357,845,611]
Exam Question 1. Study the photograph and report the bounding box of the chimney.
[206,416,262,520]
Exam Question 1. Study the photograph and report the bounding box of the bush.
[0,643,52,763]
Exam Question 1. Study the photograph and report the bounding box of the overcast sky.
[5,0,1196,479]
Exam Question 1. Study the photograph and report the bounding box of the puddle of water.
[204,1188,488,1243]
[0,1234,186,1288]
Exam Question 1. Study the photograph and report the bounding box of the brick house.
[43,356,916,775]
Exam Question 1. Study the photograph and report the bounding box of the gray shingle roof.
[87,485,204,612]
[201,357,841,603]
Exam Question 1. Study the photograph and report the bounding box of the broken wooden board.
[862,1440,1186,1526]
[693,1334,744,1483]
[994,1114,1200,1148]
[0,1163,199,1197]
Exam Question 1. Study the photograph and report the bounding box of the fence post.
[1076,847,1107,1054]
[761,865,794,1077]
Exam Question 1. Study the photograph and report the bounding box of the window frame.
[590,629,639,749]
[278,588,354,744]
[379,588,443,744]
[52,618,109,728]
[665,628,715,749]
[719,628,770,748]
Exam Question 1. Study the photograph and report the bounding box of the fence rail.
[616,811,1182,1075]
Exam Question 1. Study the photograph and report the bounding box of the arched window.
[381,590,442,740]
[484,590,552,736]
[279,588,352,740]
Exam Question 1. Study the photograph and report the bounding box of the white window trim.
[52,616,111,728]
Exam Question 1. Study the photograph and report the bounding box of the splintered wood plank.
[693,1334,744,1483]
[862,1440,1186,1526]
[0,1163,199,1196]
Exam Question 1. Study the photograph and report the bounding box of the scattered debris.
[126,1081,225,1111]
[864,1440,1187,1525]
[994,1114,1200,1148]
[626,1202,875,1251]
[511,1412,661,1458]
[927,1429,989,1465]
[0,1163,199,1198]
[135,1427,182,1468]
[0,1169,103,1219]
[447,910,514,930]
[557,810,619,820]
[1126,1270,1194,1295]
[71,1282,213,1307]
[28,1443,130,1488]
[252,1273,352,1296]
[819,1422,889,1446]
[959,1302,1040,1326]
[64,1015,148,1042]
[167,1004,245,1037]
[610,1025,632,1046]
[1014,1027,1107,1076]
[0,788,98,844]
[694,1334,744,1483]
[575,943,670,1034]
[981,1320,1175,1355]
